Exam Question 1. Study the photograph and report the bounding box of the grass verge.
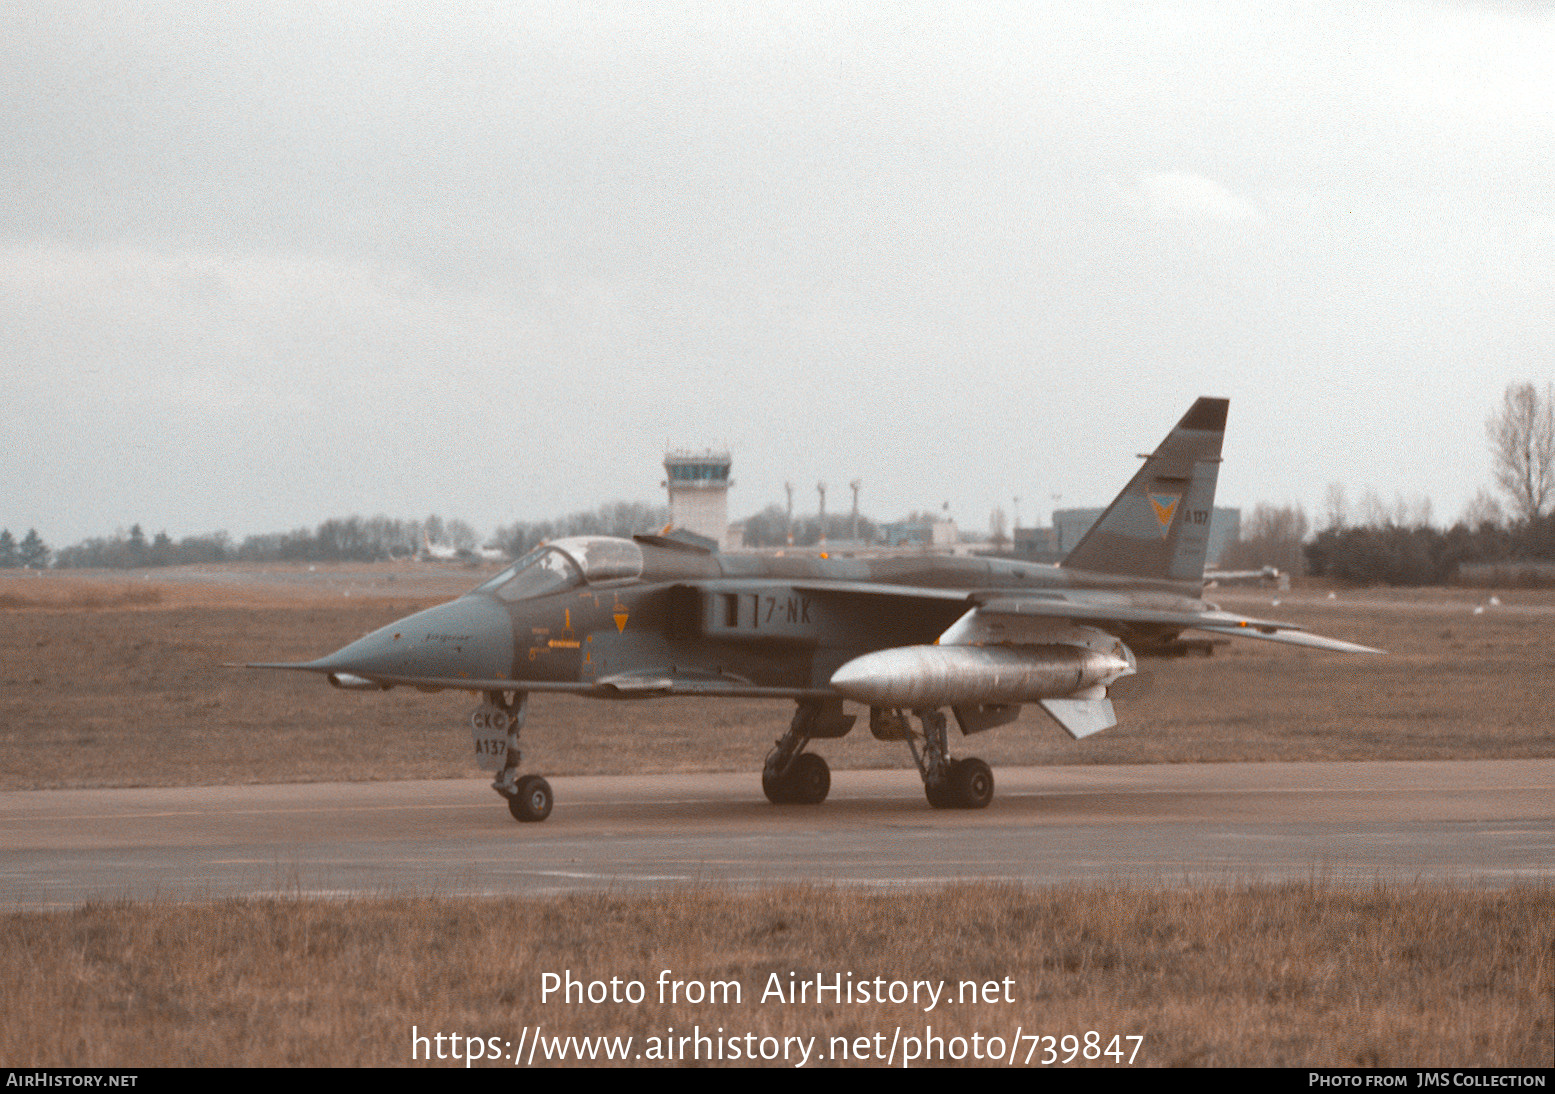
[0,881,1548,1067]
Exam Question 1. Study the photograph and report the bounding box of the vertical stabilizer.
[1060,397,1227,586]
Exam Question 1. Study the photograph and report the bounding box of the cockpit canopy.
[471,536,644,602]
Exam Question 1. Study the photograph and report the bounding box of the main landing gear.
[475,691,554,823]
[762,707,830,805]
[761,698,855,805]
[873,707,994,810]
[759,700,993,810]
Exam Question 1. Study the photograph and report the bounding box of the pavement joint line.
[5,781,1553,826]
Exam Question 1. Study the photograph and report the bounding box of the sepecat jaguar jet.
[250,398,1379,822]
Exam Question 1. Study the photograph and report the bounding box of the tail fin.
[1060,397,1227,586]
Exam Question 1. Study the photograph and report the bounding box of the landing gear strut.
[477,691,553,822]
[761,700,836,805]
[888,707,994,810]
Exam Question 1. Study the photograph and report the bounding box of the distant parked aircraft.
[422,531,507,564]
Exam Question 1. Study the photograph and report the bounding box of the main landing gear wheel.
[762,702,837,806]
[924,773,957,810]
[763,751,830,805]
[507,774,553,822]
[949,757,993,809]
[900,708,995,810]
[788,752,831,805]
[924,760,993,809]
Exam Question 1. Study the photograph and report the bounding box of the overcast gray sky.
[4,1,1552,546]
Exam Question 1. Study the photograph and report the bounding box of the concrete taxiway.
[2,760,1550,908]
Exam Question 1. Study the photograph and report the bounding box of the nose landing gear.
[473,691,554,823]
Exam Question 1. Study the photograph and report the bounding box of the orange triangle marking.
[1149,494,1180,537]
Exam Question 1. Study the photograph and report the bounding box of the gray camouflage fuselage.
[301,542,1210,700]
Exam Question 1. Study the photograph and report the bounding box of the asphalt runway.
[2,760,1550,908]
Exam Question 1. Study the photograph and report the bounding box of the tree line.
[12,498,878,570]
[1150,499,1555,588]
[0,529,50,569]
[24,504,674,570]
[1214,381,1555,585]
[49,516,437,569]
[1304,514,1555,585]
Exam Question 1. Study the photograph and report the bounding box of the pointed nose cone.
[316,596,514,684]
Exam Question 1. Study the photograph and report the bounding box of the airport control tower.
[663,449,733,546]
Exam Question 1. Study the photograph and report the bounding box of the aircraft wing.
[1180,622,1380,653]
[788,581,1381,655]
[787,579,971,603]
[970,595,1383,654]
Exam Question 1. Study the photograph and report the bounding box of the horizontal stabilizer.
[1192,625,1383,654]
[1037,698,1117,740]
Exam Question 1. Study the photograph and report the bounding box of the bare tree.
[1487,381,1555,523]
[1358,487,1389,528]
[1390,493,1433,530]
[1459,487,1504,530]
[445,518,478,551]
[1216,502,1309,573]
[1322,482,1349,531]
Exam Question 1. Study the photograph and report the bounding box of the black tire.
[924,771,956,809]
[763,752,830,805]
[507,774,553,822]
[951,757,994,809]
[761,764,793,805]
[786,752,830,805]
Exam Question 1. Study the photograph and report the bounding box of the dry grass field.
[1,566,1551,790]
[1,881,1547,1068]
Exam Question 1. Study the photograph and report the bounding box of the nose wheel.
[506,773,554,822]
